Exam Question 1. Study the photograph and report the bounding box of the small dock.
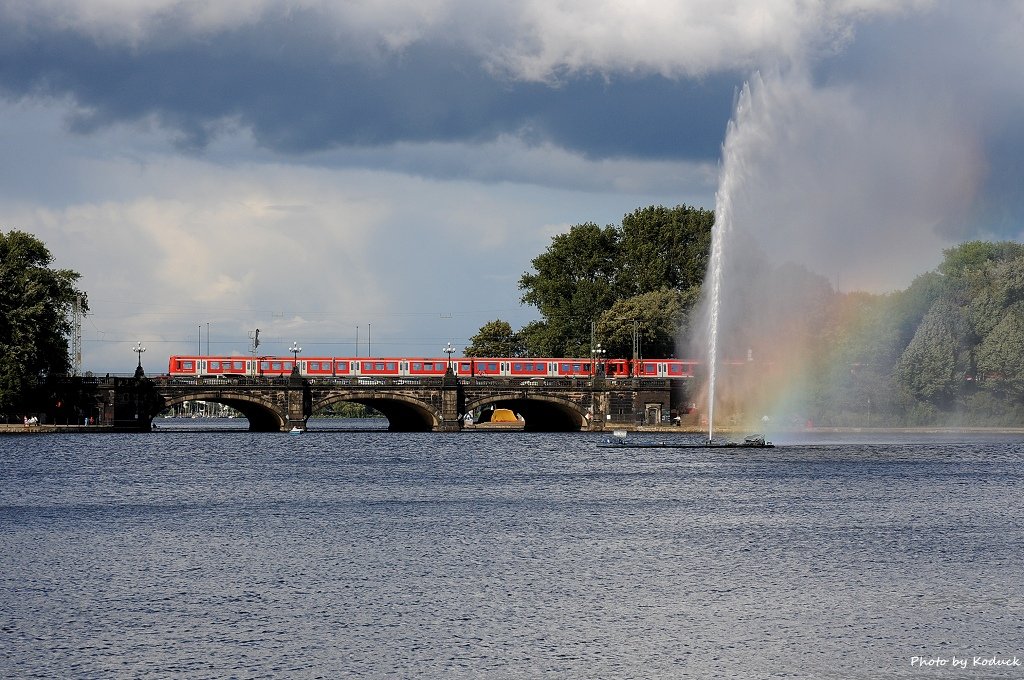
[0,424,116,435]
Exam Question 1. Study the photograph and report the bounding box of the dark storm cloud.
[811,2,1024,240]
[0,8,737,162]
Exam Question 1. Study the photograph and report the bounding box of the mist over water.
[692,58,1010,432]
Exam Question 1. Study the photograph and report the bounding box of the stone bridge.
[88,371,685,433]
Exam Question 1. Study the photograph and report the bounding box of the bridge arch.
[156,392,287,432]
[313,390,441,432]
[467,394,589,432]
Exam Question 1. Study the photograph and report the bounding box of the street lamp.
[443,341,456,373]
[133,341,146,377]
[289,341,302,374]
[591,343,606,377]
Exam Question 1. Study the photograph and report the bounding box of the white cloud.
[6,0,1024,379]
[3,0,920,78]
[2,107,703,373]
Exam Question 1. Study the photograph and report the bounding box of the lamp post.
[591,343,606,378]
[133,341,146,377]
[443,342,456,374]
[289,341,301,374]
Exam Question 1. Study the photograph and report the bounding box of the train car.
[300,358,353,377]
[405,358,454,377]
[256,358,297,376]
[633,359,698,378]
[354,358,403,377]
[466,359,504,377]
[167,354,700,380]
[168,355,200,375]
[604,359,630,378]
[168,355,251,377]
[553,359,596,377]
[507,359,553,378]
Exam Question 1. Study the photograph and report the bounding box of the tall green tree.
[518,222,621,356]
[514,205,713,358]
[0,230,87,414]
[595,287,700,358]
[894,300,970,407]
[975,305,1024,398]
[618,205,713,296]
[464,319,525,357]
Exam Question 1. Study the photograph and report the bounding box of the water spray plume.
[705,76,761,441]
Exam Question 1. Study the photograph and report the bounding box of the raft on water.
[598,432,774,449]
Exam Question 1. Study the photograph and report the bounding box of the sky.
[2,0,1023,374]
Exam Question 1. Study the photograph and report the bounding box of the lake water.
[2,424,1022,678]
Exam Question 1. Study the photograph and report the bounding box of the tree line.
[466,209,1024,426]
[5,221,1024,426]
[0,230,87,420]
[465,205,713,359]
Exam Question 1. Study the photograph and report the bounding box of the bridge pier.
[589,387,610,431]
[109,375,160,431]
[284,370,312,431]
[437,371,463,432]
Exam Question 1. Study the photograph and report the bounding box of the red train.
[167,355,698,380]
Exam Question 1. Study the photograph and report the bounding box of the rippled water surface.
[2,426,1023,678]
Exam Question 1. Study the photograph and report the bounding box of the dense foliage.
[812,241,1024,425]
[479,200,1024,425]
[514,205,713,357]
[0,230,87,415]
[464,319,525,357]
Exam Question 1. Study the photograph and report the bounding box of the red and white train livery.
[167,355,697,380]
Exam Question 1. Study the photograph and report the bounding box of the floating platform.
[598,432,774,449]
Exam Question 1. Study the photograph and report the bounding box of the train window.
[182,361,193,370]
[284,362,293,371]
[424,362,435,371]
[459,362,471,372]
[272,362,282,370]
[560,363,569,372]
[210,361,220,370]
[386,362,396,371]
[513,363,522,371]
[643,362,656,373]
[310,362,320,371]
[336,361,348,371]
[573,363,582,373]
[669,364,682,375]
[486,362,497,371]
[261,361,270,371]
[233,361,244,370]
[412,362,422,370]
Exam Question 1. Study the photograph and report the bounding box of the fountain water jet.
[705,77,762,441]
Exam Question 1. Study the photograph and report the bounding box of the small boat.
[289,426,303,434]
